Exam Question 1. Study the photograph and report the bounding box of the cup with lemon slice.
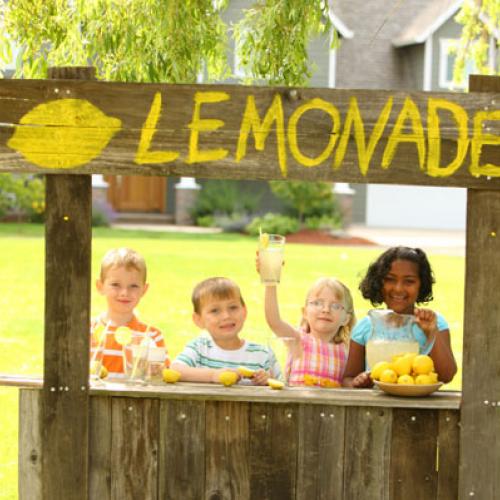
[258,231,285,285]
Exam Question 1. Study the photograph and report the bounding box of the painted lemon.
[268,378,284,390]
[100,366,108,379]
[162,368,181,383]
[8,98,122,169]
[218,371,239,387]
[237,366,255,378]
[114,327,132,346]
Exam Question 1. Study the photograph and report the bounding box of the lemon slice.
[92,324,106,344]
[114,326,132,345]
[237,366,255,378]
[259,232,270,248]
[268,378,284,390]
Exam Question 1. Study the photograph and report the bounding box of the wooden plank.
[110,397,160,500]
[0,79,498,188]
[248,402,297,500]
[41,173,91,499]
[343,406,392,499]
[89,396,112,500]
[205,401,250,500]
[158,399,205,500]
[19,389,42,500]
[437,410,460,500]
[296,405,345,500]
[88,382,462,410]
[390,408,438,500]
[459,72,500,500]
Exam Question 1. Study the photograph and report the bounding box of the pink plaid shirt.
[286,331,347,387]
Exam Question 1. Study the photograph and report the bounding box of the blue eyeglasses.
[307,300,345,313]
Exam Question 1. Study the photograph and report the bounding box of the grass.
[0,223,464,499]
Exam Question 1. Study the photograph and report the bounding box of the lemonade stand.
[0,69,499,499]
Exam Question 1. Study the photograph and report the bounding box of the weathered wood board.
[0,79,498,187]
[19,390,462,500]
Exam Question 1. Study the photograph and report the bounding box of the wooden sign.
[0,79,498,188]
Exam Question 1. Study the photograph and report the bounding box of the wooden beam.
[459,74,500,500]
[41,67,93,500]
[0,79,498,188]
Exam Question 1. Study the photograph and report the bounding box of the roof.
[392,0,463,47]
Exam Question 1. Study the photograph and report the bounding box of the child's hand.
[352,371,373,388]
[250,369,269,386]
[414,308,438,338]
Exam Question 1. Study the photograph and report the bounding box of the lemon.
[393,356,413,376]
[397,374,415,385]
[100,366,108,379]
[391,353,405,362]
[371,361,392,381]
[92,324,106,344]
[379,368,398,384]
[8,99,122,169]
[304,374,318,386]
[259,232,270,249]
[218,371,239,386]
[415,374,433,385]
[114,327,132,346]
[162,368,181,383]
[238,366,255,378]
[268,378,284,390]
[412,355,434,375]
[428,372,439,383]
[319,378,340,388]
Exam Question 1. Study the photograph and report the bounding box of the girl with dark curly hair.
[342,247,456,388]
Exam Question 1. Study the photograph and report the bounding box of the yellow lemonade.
[259,247,284,284]
[366,339,419,369]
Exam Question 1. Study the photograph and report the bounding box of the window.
[439,39,475,90]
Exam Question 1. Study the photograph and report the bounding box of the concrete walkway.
[346,224,465,256]
[112,222,466,256]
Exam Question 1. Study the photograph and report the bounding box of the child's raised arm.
[264,285,300,339]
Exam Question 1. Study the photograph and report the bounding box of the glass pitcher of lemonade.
[365,310,419,369]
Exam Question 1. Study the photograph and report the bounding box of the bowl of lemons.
[371,353,443,397]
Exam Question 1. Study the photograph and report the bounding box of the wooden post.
[41,67,94,499]
[459,75,500,499]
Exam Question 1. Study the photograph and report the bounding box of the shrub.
[0,173,45,222]
[92,199,115,227]
[305,214,341,231]
[246,213,300,236]
[269,180,340,222]
[191,180,263,222]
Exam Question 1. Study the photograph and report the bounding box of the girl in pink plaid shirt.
[263,277,356,387]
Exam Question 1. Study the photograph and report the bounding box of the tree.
[454,0,500,84]
[0,0,331,86]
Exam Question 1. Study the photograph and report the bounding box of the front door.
[105,175,166,213]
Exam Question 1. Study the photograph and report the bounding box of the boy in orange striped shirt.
[90,248,168,378]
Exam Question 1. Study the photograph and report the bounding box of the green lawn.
[0,223,464,499]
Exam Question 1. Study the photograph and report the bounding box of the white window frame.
[439,38,475,90]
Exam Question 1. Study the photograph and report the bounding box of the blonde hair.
[192,277,245,314]
[301,277,356,344]
[100,248,147,283]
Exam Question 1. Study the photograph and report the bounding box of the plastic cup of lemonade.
[259,233,285,285]
[124,336,150,384]
[146,347,166,384]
